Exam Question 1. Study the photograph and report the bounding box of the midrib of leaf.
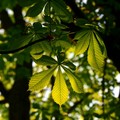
[93,31,107,57]
[75,31,91,55]
[63,66,83,93]
[88,32,105,72]
[52,66,69,106]
[29,65,57,91]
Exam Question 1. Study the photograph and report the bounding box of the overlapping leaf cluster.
[29,54,83,106]
[75,29,107,72]
[26,0,107,106]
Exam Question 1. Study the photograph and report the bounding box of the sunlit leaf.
[30,42,43,59]
[63,66,83,93]
[75,30,91,55]
[34,55,57,65]
[88,32,105,72]
[29,65,57,91]
[93,31,107,57]
[52,67,69,106]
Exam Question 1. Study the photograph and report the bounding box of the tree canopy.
[0,0,120,120]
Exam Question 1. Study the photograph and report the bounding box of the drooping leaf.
[26,0,47,17]
[29,65,57,91]
[88,32,105,72]
[62,61,76,70]
[75,30,91,55]
[51,0,72,22]
[52,67,69,106]
[34,55,57,65]
[63,66,83,93]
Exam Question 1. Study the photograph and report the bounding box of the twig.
[102,58,107,119]
[0,37,47,54]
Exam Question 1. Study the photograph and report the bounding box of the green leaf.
[75,30,91,55]
[26,0,46,17]
[40,41,52,54]
[8,34,33,51]
[33,22,47,34]
[52,67,69,106]
[88,32,105,72]
[51,0,72,22]
[63,66,83,93]
[54,40,71,50]
[18,0,37,7]
[62,61,76,70]
[30,40,52,59]
[75,18,89,27]
[29,65,57,91]
[93,31,107,57]
[34,55,57,65]
[30,42,43,59]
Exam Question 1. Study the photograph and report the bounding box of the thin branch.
[102,58,107,119]
[0,37,47,54]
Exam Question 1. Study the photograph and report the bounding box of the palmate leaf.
[29,65,57,91]
[63,66,83,93]
[75,30,91,55]
[88,32,105,72]
[52,67,69,106]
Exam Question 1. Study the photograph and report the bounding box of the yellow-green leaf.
[75,30,91,55]
[88,32,105,72]
[29,66,57,91]
[63,66,83,93]
[52,67,69,106]
[30,42,43,59]
[93,31,107,57]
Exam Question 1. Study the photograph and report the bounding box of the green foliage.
[63,66,83,93]
[1,0,120,119]
[29,65,57,91]
[52,66,69,106]
[75,29,107,72]
[50,0,73,22]
[29,53,83,105]
[26,0,47,17]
